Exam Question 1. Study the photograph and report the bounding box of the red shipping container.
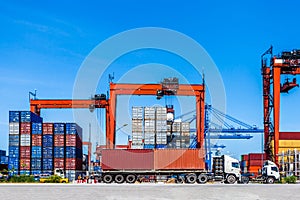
[54,135,65,146]
[154,149,205,170]
[280,132,300,140]
[54,158,65,169]
[20,158,31,170]
[241,154,249,161]
[102,149,154,170]
[248,153,266,160]
[65,158,83,170]
[32,134,42,146]
[248,160,264,166]
[66,135,79,147]
[20,122,31,134]
[43,123,54,135]
[20,146,31,158]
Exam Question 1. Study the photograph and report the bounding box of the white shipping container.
[132,107,143,119]
[9,123,20,135]
[172,122,181,132]
[144,107,156,120]
[181,122,190,132]
[132,119,143,132]
[20,134,31,146]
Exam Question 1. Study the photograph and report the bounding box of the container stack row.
[8,111,83,176]
[240,153,266,176]
[131,106,191,149]
[8,111,43,176]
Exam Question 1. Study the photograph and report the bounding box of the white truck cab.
[262,160,280,184]
[223,155,241,183]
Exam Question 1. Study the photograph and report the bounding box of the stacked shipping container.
[144,107,156,149]
[240,153,266,176]
[132,107,144,149]
[31,122,42,175]
[8,111,20,176]
[54,123,65,170]
[65,123,83,181]
[8,111,83,176]
[155,107,167,148]
[42,123,54,174]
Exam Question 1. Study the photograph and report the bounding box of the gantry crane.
[262,46,300,164]
[30,78,205,149]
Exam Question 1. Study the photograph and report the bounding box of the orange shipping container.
[154,149,205,170]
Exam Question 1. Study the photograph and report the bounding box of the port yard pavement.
[0,183,299,200]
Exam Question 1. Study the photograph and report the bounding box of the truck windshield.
[232,162,239,168]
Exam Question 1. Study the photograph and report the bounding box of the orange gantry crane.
[262,47,300,164]
[30,79,205,149]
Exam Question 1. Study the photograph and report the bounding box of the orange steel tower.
[262,46,300,164]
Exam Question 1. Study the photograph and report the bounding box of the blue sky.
[1,0,300,159]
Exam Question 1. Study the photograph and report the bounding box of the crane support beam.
[109,82,205,149]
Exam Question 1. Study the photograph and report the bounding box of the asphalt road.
[0,183,299,200]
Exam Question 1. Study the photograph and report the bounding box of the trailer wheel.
[126,174,136,184]
[176,176,185,184]
[114,174,125,184]
[226,174,236,184]
[241,176,249,184]
[186,173,197,184]
[103,174,113,184]
[197,174,208,184]
[266,177,275,184]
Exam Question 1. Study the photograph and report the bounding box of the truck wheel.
[186,173,197,184]
[103,174,113,184]
[226,174,236,184]
[266,177,275,184]
[197,174,208,184]
[114,174,125,184]
[126,174,136,184]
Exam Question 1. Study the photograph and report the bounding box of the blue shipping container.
[8,146,19,158]
[66,123,83,139]
[9,111,20,123]
[9,135,19,146]
[0,150,6,157]
[42,135,53,147]
[32,123,42,134]
[156,144,167,149]
[9,171,19,176]
[43,147,53,158]
[65,147,82,158]
[54,123,65,134]
[20,170,30,175]
[31,158,42,169]
[32,146,42,158]
[8,157,19,171]
[42,158,53,170]
[20,111,42,123]
[144,144,155,149]
[0,156,8,164]
[42,170,53,175]
[31,170,42,175]
[54,147,64,158]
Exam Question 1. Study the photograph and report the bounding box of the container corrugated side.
[54,147,65,158]
[65,158,83,170]
[43,158,53,170]
[43,135,53,147]
[43,123,54,135]
[154,149,205,170]
[66,123,83,139]
[248,153,266,160]
[20,122,31,134]
[8,157,19,171]
[279,132,300,140]
[54,158,65,169]
[43,147,53,158]
[8,146,19,158]
[20,146,31,158]
[32,123,42,134]
[54,123,65,134]
[20,111,42,123]
[9,111,20,123]
[9,122,19,134]
[31,146,42,158]
[101,149,154,170]
[20,134,31,146]
[20,158,31,170]
[54,135,65,146]
[31,158,42,169]
[9,135,19,146]
[32,134,42,146]
[279,140,300,147]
